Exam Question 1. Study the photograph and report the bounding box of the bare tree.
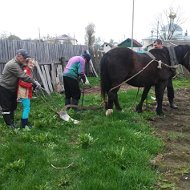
[0,32,8,39]
[151,7,187,40]
[94,37,103,49]
[0,32,21,40]
[85,23,95,50]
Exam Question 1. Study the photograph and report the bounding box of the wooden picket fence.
[33,61,65,94]
[0,39,87,64]
[0,39,102,93]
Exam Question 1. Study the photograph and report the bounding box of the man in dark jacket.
[153,39,177,109]
[0,49,41,128]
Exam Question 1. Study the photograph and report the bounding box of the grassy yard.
[0,77,189,190]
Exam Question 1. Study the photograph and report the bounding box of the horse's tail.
[100,54,110,107]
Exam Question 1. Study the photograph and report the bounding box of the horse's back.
[100,47,134,82]
[100,47,154,92]
[100,47,139,73]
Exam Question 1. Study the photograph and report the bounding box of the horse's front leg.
[155,81,167,115]
[136,86,151,113]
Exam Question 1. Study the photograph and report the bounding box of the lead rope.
[109,59,178,94]
[109,59,156,93]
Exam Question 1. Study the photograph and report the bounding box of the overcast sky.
[1,0,190,44]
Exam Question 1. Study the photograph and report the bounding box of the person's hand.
[82,78,86,83]
[34,81,41,89]
[84,80,90,85]
[79,74,86,83]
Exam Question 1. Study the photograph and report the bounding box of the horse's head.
[149,48,171,65]
[175,45,190,72]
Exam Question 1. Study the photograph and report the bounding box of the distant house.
[100,42,115,53]
[100,39,143,53]
[46,34,78,45]
[118,38,143,52]
[56,34,78,45]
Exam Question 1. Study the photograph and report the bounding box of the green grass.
[173,77,190,89]
[88,76,101,86]
[0,77,189,190]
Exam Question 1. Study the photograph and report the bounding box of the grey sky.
[0,0,190,44]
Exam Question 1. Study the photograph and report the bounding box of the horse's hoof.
[106,109,113,116]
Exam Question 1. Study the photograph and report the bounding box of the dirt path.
[83,84,136,94]
[149,88,190,190]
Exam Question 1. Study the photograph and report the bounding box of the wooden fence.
[0,39,87,65]
[0,40,102,93]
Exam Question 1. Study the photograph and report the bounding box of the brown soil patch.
[83,83,135,94]
[83,85,101,94]
[149,88,190,190]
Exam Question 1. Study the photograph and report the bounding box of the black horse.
[100,45,190,115]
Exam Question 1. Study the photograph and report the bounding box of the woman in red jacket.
[17,58,35,128]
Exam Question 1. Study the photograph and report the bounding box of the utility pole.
[131,0,135,49]
[38,27,41,42]
[156,21,159,39]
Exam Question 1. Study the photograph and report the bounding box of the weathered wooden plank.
[41,65,51,94]
[51,62,56,90]
[0,39,86,64]
[44,65,53,92]
[56,64,64,92]
[35,61,50,94]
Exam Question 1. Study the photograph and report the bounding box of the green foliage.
[167,131,185,141]
[172,77,190,89]
[79,133,95,148]
[88,76,100,86]
[5,159,25,172]
[2,77,188,189]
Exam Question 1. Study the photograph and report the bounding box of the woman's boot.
[21,118,28,128]
[65,98,71,110]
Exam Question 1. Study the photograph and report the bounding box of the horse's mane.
[149,48,170,64]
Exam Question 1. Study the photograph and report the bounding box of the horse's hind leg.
[136,85,151,113]
[105,91,114,116]
[113,87,122,111]
[114,93,122,111]
[106,89,120,115]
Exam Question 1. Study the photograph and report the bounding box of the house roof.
[55,34,77,41]
[118,38,142,47]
